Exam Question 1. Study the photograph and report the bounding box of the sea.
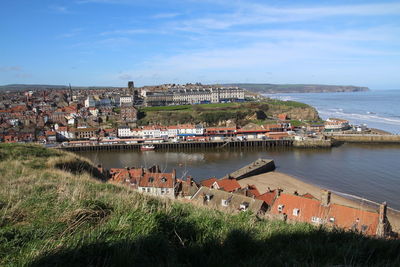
[77,90,400,210]
[264,89,400,134]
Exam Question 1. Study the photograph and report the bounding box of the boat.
[140,145,155,151]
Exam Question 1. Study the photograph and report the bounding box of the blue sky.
[1,0,400,89]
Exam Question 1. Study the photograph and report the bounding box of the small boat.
[140,145,155,151]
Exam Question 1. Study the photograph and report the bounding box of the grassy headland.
[223,83,369,94]
[138,101,319,126]
[1,144,399,266]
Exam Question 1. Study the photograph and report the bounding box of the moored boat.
[140,145,155,151]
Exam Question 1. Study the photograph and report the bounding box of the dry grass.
[1,143,400,266]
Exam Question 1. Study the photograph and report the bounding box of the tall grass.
[1,144,399,266]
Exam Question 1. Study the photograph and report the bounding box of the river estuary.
[77,143,400,210]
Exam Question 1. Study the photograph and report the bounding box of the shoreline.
[237,170,400,232]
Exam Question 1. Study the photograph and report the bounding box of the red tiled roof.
[237,129,267,133]
[138,172,174,188]
[45,131,56,136]
[214,178,241,192]
[206,127,236,131]
[270,193,326,223]
[328,204,379,236]
[200,177,217,188]
[110,168,125,174]
[246,184,261,197]
[256,190,278,206]
[301,193,316,199]
[270,193,380,236]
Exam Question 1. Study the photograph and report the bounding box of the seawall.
[328,134,400,143]
[293,139,332,148]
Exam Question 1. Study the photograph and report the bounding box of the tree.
[256,110,267,120]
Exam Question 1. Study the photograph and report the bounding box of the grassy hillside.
[1,144,400,266]
[138,101,319,126]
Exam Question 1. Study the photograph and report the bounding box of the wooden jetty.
[59,139,293,152]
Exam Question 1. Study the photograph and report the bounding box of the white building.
[138,172,176,199]
[84,96,96,108]
[177,124,204,136]
[120,95,133,106]
[324,118,350,132]
[142,86,245,106]
[118,126,133,138]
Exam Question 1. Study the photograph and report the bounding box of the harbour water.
[265,90,400,134]
[78,143,400,210]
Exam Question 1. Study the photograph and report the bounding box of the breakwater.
[328,134,400,143]
[61,139,293,152]
[222,158,276,180]
[293,139,332,148]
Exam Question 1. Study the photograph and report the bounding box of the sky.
[1,0,400,89]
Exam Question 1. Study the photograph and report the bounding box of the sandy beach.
[238,171,400,232]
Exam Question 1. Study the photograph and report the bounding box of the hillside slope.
[138,101,320,126]
[1,144,399,266]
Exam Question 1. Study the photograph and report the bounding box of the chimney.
[187,176,192,185]
[97,164,103,174]
[277,188,283,196]
[321,190,331,206]
[376,202,388,238]
[172,169,176,179]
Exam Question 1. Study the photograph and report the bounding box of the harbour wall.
[223,158,276,180]
[293,139,332,148]
[328,134,400,143]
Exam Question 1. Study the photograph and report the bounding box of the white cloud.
[151,13,181,19]
[175,2,400,32]
[0,66,22,72]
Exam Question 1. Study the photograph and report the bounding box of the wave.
[319,110,400,126]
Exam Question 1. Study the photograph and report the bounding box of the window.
[278,204,284,212]
[161,189,165,194]
[311,217,323,224]
[146,188,150,193]
[221,199,229,207]
[240,202,249,211]
[329,217,335,223]
[161,177,167,183]
[148,177,154,183]
[292,208,300,216]
[205,194,213,201]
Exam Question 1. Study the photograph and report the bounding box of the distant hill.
[223,83,369,94]
[0,84,119,91]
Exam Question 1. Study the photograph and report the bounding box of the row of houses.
[107,164,392,238]
[108,166,198,199]
[195,178,391,237]
[142,87,245,106]
[117,123,293,140]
